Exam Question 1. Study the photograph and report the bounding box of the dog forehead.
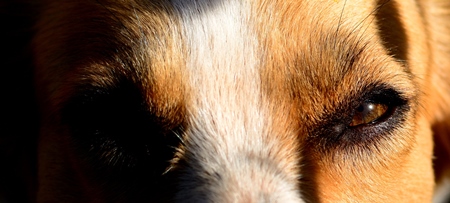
[52,0,409,129]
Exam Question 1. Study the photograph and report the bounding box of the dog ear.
[419,0,450,198]
[431,88,450,200]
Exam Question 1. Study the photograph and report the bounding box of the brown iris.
[350,102,389,127]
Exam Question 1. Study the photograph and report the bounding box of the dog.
[1,0,450,202]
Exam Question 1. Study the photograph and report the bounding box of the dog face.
[19,0,449,202]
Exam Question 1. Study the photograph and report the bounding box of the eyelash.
[308,86,409,153]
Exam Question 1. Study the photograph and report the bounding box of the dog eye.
[349,102,389,127]
[61,81,182,173]
[308,86,410,149]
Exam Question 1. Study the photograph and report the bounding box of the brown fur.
[1,0,450,202]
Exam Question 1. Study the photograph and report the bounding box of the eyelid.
[307,85,410,155]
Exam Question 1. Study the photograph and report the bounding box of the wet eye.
[308,86,411,157]
[349,102,389,127]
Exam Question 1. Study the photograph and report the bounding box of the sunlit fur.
[1,0,450,202]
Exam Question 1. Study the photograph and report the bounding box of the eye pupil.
[350,102,389,127]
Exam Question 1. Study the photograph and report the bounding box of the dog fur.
[1,0,450,202]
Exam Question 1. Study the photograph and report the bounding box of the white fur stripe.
[171,0,303,202]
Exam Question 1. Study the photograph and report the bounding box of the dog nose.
[174,150,304,203]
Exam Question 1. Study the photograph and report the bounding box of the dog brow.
[293,27,373,93]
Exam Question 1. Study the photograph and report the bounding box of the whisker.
[162,166,174,175]
[334,0,348,48]
[173,129,186,146]
[351,0,391,39]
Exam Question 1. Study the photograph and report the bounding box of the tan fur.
[1,0,450,202]
[418,0,450,201]
[256,1,434,202]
